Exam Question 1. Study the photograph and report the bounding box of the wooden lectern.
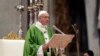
[48,34,74,56]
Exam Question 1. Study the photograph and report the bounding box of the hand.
[42,44,49,51]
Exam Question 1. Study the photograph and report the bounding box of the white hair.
[38,10,48,17]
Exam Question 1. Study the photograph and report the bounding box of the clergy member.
[23,10,53,56]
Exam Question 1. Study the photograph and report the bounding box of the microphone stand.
[72,24,80,56]
[52,25,65,35]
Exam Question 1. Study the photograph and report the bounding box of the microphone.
[52,25,65,35]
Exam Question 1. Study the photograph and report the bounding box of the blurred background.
[0,0,100,56]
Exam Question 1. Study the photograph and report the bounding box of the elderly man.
[23,10,53,56]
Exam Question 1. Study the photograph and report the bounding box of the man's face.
[39,13,49,25]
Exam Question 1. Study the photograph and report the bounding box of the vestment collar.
[35,21,47,33]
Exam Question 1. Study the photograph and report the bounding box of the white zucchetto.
[38,11,48,17]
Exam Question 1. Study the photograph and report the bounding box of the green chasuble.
[23,24,53,56]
